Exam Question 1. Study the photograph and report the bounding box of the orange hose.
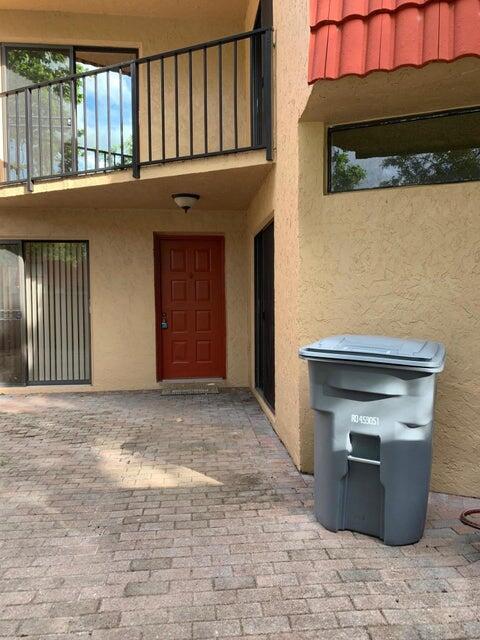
[460,508,480,530]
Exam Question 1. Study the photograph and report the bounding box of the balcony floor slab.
[0,149,272,210]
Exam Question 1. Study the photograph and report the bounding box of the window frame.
[0,43,139,91]
[0,43,138,184]
[327,106,480,194]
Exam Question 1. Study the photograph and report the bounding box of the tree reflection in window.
[328,109,480,192]
[331,149,367,192]
[380,149,480,187]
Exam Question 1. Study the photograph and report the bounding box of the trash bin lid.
[299,335,445,371]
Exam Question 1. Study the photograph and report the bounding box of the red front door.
[155,236,226,380]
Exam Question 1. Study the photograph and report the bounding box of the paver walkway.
[0,388,479,640]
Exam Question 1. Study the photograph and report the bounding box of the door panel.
[156,236,225,380]
[0,242,25,385]
[24,242,91,384]
[254,220,275,410]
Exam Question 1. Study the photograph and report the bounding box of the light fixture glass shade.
[172,193,200,212]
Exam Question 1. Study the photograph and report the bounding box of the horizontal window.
[328,108,480,193]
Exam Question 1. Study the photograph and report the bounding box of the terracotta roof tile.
[308,0,480,81]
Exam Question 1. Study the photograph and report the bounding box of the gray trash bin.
[299,335,446,546]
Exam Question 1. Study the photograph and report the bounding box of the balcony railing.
[0,29,273,191]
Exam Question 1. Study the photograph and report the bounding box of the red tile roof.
[309,0,480,82]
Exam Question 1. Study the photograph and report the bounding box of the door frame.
[0,43,139,88]
[0,43,139,183]
[153,233,227,382]
[251,0,273,146]
[254,219,275,410]
[0,239,92,387]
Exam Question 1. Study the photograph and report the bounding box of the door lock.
[161,312,168,329]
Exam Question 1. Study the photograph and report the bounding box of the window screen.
[328,109,480,192]
[24,241,91,384]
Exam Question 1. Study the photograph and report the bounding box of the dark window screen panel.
[24,241,90,384]
[329,109,480,192]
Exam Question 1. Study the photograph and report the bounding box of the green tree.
[331,149,367,191]
[380,149,480,187]
[7,49,70,86]
[7,48,85,100]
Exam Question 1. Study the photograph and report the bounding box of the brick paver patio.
[0,388,479,640]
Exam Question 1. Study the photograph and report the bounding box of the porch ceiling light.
[172,193,200,213]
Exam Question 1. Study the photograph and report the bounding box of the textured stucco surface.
[0,208,249,392]
[0,1,249,19]
[303,57,480,125]
[0,10,243,57]
[297,123,480,497]
[0,153,272,211]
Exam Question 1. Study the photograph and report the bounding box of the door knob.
[161,312,168,329]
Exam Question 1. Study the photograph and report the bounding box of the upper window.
[2,45,137,91]
[4,45,72,90]
[328,108,480,193]
[1,44,137,182]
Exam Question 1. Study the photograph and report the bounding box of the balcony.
[0,29,273,201]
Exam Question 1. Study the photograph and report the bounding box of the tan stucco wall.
[0,1,249,20]
[0,10,243,56]
[297,122,480,497]
[0,208,249,391]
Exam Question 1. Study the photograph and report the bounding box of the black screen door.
[254,220,275,410]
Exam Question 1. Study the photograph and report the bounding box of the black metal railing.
[0,29,272,191]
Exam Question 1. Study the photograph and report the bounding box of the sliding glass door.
[1,44,136,182]
[0,240,91,385]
